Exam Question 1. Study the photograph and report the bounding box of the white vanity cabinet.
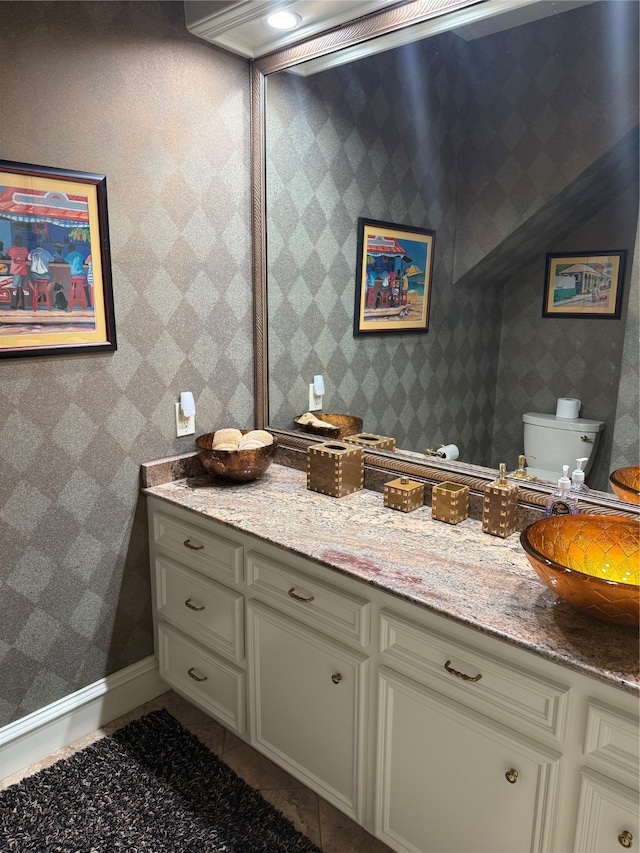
[146,495,639,853]
[149,502,246,733]
[375,609,565,853]
[573,701,640,853]
[245,549,372,821]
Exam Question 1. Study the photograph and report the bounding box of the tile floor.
[1,690,393,853]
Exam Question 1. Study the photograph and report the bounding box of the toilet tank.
[522,412,605,482]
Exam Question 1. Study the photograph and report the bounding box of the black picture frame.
[354,217,435,335]
[542,251,626,319]
[0,159,116,358]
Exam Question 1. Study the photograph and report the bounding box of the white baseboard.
[0,655,167,780]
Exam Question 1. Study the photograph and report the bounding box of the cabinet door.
[247,601,369,822]
[376,668,561,853]
[573,769,639,853]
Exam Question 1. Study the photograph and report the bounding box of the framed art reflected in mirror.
[543,251,626,319]
[354,217,435,335]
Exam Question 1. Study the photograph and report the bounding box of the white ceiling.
[184,0,401,59]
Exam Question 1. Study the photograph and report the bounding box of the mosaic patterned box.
[343,433,396,451]
[384,477,425,512]
[307,441,364,498]
[431,481,469,524]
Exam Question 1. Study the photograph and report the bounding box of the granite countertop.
[143,460,639,695]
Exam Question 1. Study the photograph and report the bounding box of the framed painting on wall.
[354,217,435,335]
[542,251,626,319]
[0,159,116,359]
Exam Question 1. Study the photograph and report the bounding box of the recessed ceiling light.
[266,10,302,30]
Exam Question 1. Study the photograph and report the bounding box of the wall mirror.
[251,0,639,513]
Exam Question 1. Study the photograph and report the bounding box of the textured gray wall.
[0,2,253,726]
[266,1,639,487]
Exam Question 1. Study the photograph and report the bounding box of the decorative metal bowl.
[196,431,278,483]
[609,466,640,505]
[293,413,363,439]
[520,514,639,628]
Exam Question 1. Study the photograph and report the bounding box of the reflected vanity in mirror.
[251,0,639,514]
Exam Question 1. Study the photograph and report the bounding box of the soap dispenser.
[545,465,579,516]
[571,458,590,494]
[482,462,519,538]
[509,455,537,481]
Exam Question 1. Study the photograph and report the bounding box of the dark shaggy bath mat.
[0,709,321,852]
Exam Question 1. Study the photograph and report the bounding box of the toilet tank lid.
[522,412,605,432]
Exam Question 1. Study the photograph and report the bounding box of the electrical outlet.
[175,402,195,437]
[308,383,323,412]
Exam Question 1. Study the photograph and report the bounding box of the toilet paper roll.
[438,443,460,461]
[556,398,581,419]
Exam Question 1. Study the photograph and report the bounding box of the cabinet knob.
[444,659,482,682]
[331,673,343,684]
[185,598,205,612]
[183,539,204,551]
[505,769,519,784]
[187,667,208,682]
[288,587,315,603]
[619,831,633,848]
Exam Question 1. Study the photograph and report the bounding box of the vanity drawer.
[151,509,243,584]
[246,550,370,646]
[583,700,640,791]
[154,554,244,662]
[158,622,245,734]
[379,609,570,741]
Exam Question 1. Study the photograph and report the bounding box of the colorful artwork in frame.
[0,159,116,358]
[354,217,435,335]
[543,251,626,319]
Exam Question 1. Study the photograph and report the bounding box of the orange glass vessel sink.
[609,466,640,505]
[520,514,639,628]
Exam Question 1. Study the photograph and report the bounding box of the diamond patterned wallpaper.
[0,2,253,726]
[266,1,638,485]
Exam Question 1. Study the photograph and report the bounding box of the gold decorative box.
[482,463,518,538]
[431,481,469,524]
[307,441,364,498]
[343,433,396,451]
[384,477,424,512]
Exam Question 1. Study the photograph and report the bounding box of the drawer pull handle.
[444,659,482,682]
[505,769,519,784]
[185,598,205,612]
[288,587,315,603]
[183,539,204,551]
[187,667,208,682]
[618,831,633,849]
[331,673,343,684]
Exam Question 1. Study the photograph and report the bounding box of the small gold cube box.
[384,477,425,512]
[431,481,470,524]
[307,441,364,498]
[343,433,396,451]
[482,483,518,538]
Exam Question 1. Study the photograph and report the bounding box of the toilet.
[522,412,605,484]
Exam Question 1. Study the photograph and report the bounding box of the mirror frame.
[250,0,638,518]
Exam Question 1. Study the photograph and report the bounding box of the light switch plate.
[308,384,323,411]
[175,402,195,437]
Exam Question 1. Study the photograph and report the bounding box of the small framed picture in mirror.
[542,251,626,319]
[354,217,435,335]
